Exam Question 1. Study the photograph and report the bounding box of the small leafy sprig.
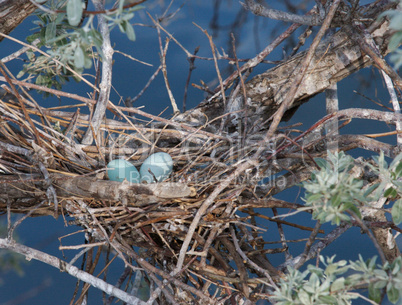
[302,151,402,226]
[302,151,365,225]
[380,0,402,69]
[18,0,141,94]
[272,255,402,304]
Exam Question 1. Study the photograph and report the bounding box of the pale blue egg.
[107,159,140,183]
[140,152,173,183]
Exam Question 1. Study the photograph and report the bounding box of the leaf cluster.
[302,152,365,225]
[273,255,402,304]
[18,0,141,95]
[303,151,402,226]
[380,0,402,69]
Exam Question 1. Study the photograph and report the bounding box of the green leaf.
[369,283,382,303]
[84,55,92,69]
[67,0,83,26]
[74,47,85,69]
[331,277,345,292]
[36,74,47,86]
[384,187,398,199]
[45,21,56,42]
[394,160,402,178]
[364,182,379,197]
[124,21,136,41]
[387,282,400,304]
[314,158,328,170]
[392,199,402,225]
[390,50,402,70]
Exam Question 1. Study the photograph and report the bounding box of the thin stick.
[159,35,179,113]
[183,46,200,112]
[381,71,402,145]
[195,23,226,105]
[0,238,146,305]
[229,226,277,288]
[259,0,342,146]
[82,0,114,145]
[126,65,162,106]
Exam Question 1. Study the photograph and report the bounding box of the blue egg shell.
[107,159,140,183]
[140,152,173,183]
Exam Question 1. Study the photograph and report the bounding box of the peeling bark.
[0,175,195,216]
[0,0,36,41]
[191,21,393,129]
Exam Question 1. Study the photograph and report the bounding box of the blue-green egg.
[140,152,173,183]
[107,159,140,183]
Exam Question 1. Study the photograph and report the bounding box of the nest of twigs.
[0,84,322,303]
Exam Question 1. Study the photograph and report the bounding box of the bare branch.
[242,0,322,26]
[0,238,146,305]
[82,0,114,145]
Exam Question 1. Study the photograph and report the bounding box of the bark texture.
[192,21,392,128]
[0,0,36,41]
[0,175,195,216]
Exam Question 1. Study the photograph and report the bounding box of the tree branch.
[81,0,114,145]
[242,0,322,26]
[0,238,146,305]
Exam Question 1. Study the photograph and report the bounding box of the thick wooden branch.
[245,22,391,119]
[192,20,393,128]
[55,176,195,203]
[0,175,195,215]
[0,0,36,42]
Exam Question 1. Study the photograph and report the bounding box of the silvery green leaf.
[67,0,83,26]
[55,12,66,24]
[74,46,85,68]
[123,12,135,21]
[390,50,402,70]
[392,199,402,225]
[124,21,136,41]
[45,21,56,42]
[389,11,402,30]
[84,56,92,69]
[387,282,400,304]
[369,283,382,303]
[393,158,402,178]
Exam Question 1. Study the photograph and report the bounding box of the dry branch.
[191,17,394,129]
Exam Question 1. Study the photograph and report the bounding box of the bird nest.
[0,85,321,303]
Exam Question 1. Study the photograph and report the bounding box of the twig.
[215,11,309,92]
[158,34,179,114]
[183,46,200,112]
[350,212,387,264]
[260,0,342,145]
[272,207,291,260]
[229,226,277,288]
[174,159,257,272]
[279,223,352,271]
[381,71,402,145]
[242,0,322,26]
[294,220,322,269]
[0,33,95,90]
[82,0,114,145]
[7,201,46,241]
[1,38,40,63]
[325,83,339,152]
[347,22,402,91]
[125,65,162,107]
[0,76,94,105]
[0,238,146,305]
[195,23,226,105]
[0,62,41,145]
